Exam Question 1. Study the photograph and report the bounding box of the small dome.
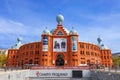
[17,37,22,42]
[56,14,64,24]
[11,37,22,49]
[42,27,50,35]
[97,36,102,44]
[69,27,78,35]
[50,29,55,34]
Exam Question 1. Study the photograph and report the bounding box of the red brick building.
[7,14,112,68]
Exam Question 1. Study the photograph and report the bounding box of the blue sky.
[0,0,120,53]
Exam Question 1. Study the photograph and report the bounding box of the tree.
[112,57,120,68]
[0,51,7,67]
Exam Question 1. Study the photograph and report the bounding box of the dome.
[50,29,55,34]
[69,27,78,35]
[97,36,109,50]
[42,27,50,35]
[56,14,64,24]
[97,36,102,44]
[17,37,22,42]
[11,37,22,49]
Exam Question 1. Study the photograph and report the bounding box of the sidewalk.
[92,69,120,74]
[0,69,29,75]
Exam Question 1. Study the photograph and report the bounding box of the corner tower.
[41,27,52,66]
[97,36,113,68]
[69,27,79,66]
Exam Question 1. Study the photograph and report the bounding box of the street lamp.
[108,64,111,75]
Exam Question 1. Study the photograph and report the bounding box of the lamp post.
[108,64,111,75]
[115,61,119,73]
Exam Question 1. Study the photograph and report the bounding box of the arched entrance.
[55,54,64,66]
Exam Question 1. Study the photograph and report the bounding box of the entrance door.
[55,54,64,66]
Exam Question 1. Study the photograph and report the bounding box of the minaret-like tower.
[69,27,79,66]
[41,27,52,66]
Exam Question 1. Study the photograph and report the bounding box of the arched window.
[57,31,63,35]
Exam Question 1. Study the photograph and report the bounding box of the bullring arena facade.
[7,14,112,68]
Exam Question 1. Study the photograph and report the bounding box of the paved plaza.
[0,68,120,80]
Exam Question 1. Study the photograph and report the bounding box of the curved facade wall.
[7,25,112,68]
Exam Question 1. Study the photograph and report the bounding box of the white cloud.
[0,18,27,34]
[0,12,120,53]
[0,18,44,36]
[0,18,44,48]
[77,13,120,53]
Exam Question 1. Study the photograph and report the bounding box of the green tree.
[0,51,7,67]
[112,57,120,68]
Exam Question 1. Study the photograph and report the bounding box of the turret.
[11,37,22,49]
[97,36,109,50]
